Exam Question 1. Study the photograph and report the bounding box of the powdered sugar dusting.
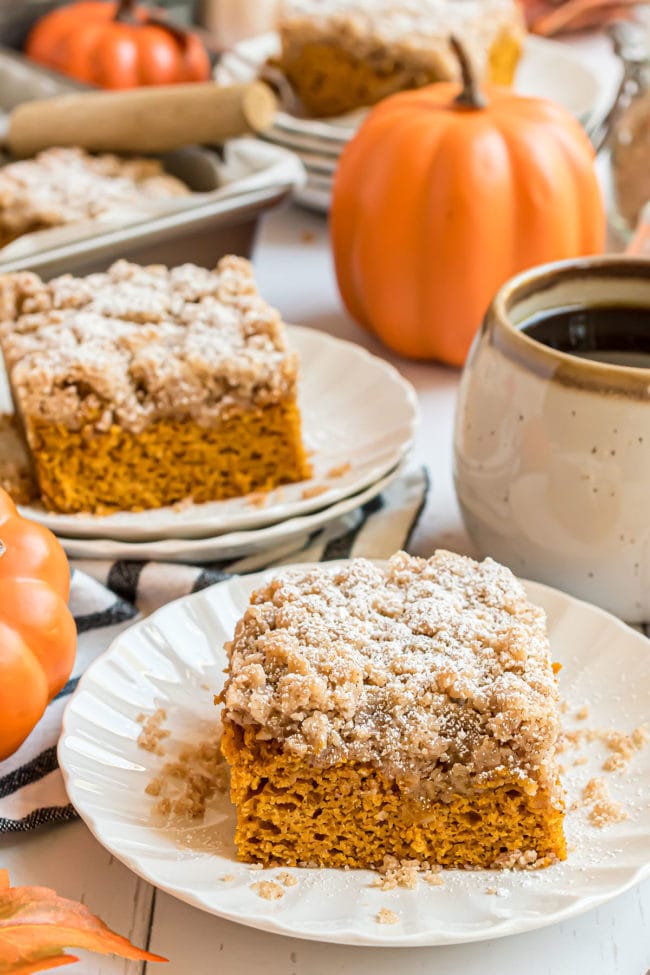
[0,257,298,434]
[0,147,188,241]
[280,0,523,75]
[222,551,563,800]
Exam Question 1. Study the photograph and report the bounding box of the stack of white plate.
[217,33,622,213]
[10,326,419,563]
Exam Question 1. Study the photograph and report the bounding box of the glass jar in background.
[199,0,280,46]
[607,17,650,240]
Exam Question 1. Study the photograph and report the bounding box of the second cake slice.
[0,257,311,514]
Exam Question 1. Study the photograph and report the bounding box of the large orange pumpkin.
[26,0,211,89]
[0,488,76,761]
[331,41,606,366]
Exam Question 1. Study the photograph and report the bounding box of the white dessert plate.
[59,564,650,947]
[218,33,613,139]
[294,181,333,213]
[9,326,417,542]
[58,462,403,563]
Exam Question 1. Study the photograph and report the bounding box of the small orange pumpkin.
[26,0,211,90]
[331,40,606,366]
[0,488,76,761]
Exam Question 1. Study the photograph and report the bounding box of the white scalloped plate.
[12,327,417,542]
[57,463,402,563]
[218,34,620,213]
[59,565,650,947]
[217,33,615,137]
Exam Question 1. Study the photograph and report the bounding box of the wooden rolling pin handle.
[7,81,277,158]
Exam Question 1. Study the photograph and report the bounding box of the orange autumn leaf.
[0,870,167,974]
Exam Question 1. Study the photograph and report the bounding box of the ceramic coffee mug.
[454,256,650,621]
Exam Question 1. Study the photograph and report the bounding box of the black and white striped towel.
[0,466,429,833]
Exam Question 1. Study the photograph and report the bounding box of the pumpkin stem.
[113,0,195,48]
[450,36,487,110]
[114,0,139,22]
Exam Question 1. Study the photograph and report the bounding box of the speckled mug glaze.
[454,257,650,622]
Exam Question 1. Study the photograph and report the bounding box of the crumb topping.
[485,885,509,896]
[279,0,523,77]
[0,257,298,434]
[327,462,351,478]
[558,722,648,774]
[489,849,559,870]
[0,147,188,240]
[137,708,169,755]
[300,483,328,499]
[139,711,229,820]
[375,907,399,925]
[251,880,285,900]
[276,871,298,887]
[222,551,562,799]
[582,777,628,828]
[372,855,443,890]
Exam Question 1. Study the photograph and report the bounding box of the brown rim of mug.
[486,255,650,398]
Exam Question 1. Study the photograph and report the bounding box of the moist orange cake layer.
[0,257,310,514]
[277,0,524,117]
[220,551,566,869]
[29,401,309,514]
[222,724,566,868]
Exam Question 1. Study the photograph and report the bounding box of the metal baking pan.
[0,142,305,278]
[0,48,306,277]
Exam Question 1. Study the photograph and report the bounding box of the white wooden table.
[2,199,649,975]
[3,35,649,973]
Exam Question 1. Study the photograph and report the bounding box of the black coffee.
[520,305,650,368]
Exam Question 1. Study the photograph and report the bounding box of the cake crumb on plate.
[137,708,170,755]
[276,871,298,887]
[251,880,284,900]
[376,907,399,925]
[327,462,351,479]
[300,484,329,499]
